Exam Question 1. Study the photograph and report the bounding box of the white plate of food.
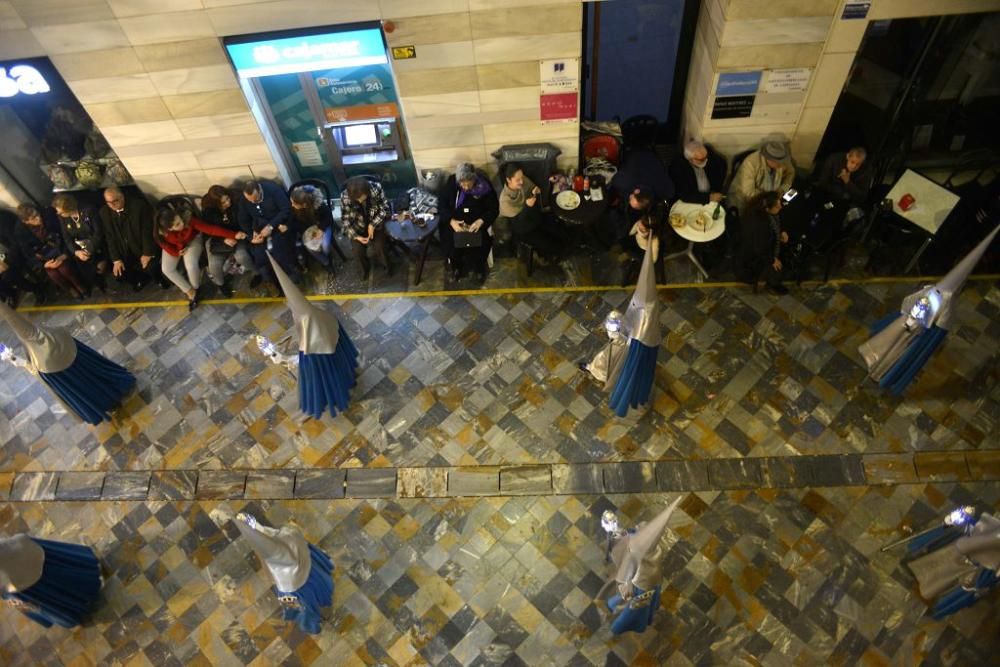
[556,190,581,210]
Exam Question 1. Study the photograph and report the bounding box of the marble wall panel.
[30,20,131,55]
[108,0,204,18]
[717,42,824,69]
[10,0,114,27]
[161,90,249,119]
[396,66,479,97]
[194,143,274,170]
[101,119,186,147]
[411,144,488,171]
[66,74,159,105]
[175,112,260,139]
[823,17,867,54]
[84,97,174,126]
[478,86,539,113]
[130,172,184,196]
[133,38,229,73]
[400,91,481,118]
[482,119,578,145]
[383,12,471,47]
[124,151,201,175]
[380,0,470,19]
[469,4,581,40]
[0,2,25,31]
[473,32,579,65]
[174,169,214,194]
[721,17,832,48]
[150,64,238,97]
[119,11,217,46]
[206,0,378,36]
[476,61,540,90]
[726,0,839,20]
[0,29,44,59]
[408,124,485,150]
[389,41,477,72]
[50,47,144,80]
[805,52,855,108]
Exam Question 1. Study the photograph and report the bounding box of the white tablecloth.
[886,169,960,235]
[668,201,726,243]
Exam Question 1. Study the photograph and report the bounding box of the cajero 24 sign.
[0,65,50,98]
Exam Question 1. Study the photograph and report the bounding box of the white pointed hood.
[622,241,661,347]
[267,253,340,354]
[234,513,312,593]
[922,223,1000,329]
[0,301,76,373]
[613,496,682,593]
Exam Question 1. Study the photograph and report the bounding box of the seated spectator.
[739,191,789,295]
[99,187,166,292]
[14,204,87,299]
[202,185,254,296]
[728,141,795,213]
[608,148,674,244]
[0,237,43,307]
[815,146,873,209]
[290,185,336,272]
[340,177,392,280]
[439,163,499,284]
[155,201,245,312]
[52,193,108,293]
[238,180,299,290]
[499,163,571,263]
[620,211,664,286]
[670,140,727,204]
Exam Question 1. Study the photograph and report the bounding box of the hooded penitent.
[267,254,340,354]
[611,496,683,599]
[0,535,45,591]
[234,513,312,593]
[858,223,999,391]
[607,240,661,415]
[0,301,76,374]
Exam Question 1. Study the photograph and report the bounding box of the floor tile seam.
[3,449,997,501]
[16,274,1000,314]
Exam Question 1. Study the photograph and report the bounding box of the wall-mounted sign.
[712,71,761,119]
[842,1,871,20]
[0,65,50,98]
[226,28,388,78]
[763,68,811,94]
[540,92,578,122]
[540,58,580,95]
[391,45,416,60]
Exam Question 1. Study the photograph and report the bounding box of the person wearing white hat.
[267,253,359,418]
[0,534,103,629]
[234,512,333,635]
[0,301,135,424]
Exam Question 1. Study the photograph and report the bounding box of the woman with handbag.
[52,193,108,293]
[439,162,498,284]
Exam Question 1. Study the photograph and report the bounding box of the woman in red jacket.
[154,201,245,311]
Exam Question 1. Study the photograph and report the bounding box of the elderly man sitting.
[815,146,873,209]
[728,141,794,213]
[669,140,727,205]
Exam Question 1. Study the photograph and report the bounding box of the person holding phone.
[439,162,498,284]
[499,163,570,264]
[339,177,392,281]
[739,191,789,295]
[52,193,108,294]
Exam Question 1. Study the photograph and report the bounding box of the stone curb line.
[1,450,996,503]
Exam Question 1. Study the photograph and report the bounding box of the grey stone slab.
[11,472,59,501]
[345,468,397,498]
[603,462,657,493]
[707,458,761,489]
[196,471,247,500]
[804,455,866,487]
[101,472,151,500]
[0,473,12,501]
[448,468,500,496]
[759,457,811,488]
[398,468,448,497]
[245,471,296,499]
[551,464,603,494]
[149,470,198,500]
[655,460,711,491]
[294,469,346,499]
[55,472,105,500]
[500,466,551,495]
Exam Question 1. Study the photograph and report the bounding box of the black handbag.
[453,231,483,248]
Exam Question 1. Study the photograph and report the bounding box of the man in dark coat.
[99,187,165,291]
[238,179,298,289]
[669,140,727,205]
[815,147,872,207]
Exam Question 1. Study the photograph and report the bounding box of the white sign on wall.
[763,68,811,94]
[0,65,50,98]
[540,58,580,95]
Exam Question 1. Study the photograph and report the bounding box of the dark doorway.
[582,0,698,141]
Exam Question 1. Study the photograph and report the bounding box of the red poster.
[540,92,578,122]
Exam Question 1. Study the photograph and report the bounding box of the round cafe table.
[665,201,726,280]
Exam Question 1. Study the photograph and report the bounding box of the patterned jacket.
[340,181,389,240]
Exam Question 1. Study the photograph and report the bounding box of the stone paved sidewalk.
[2,482,998,666]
